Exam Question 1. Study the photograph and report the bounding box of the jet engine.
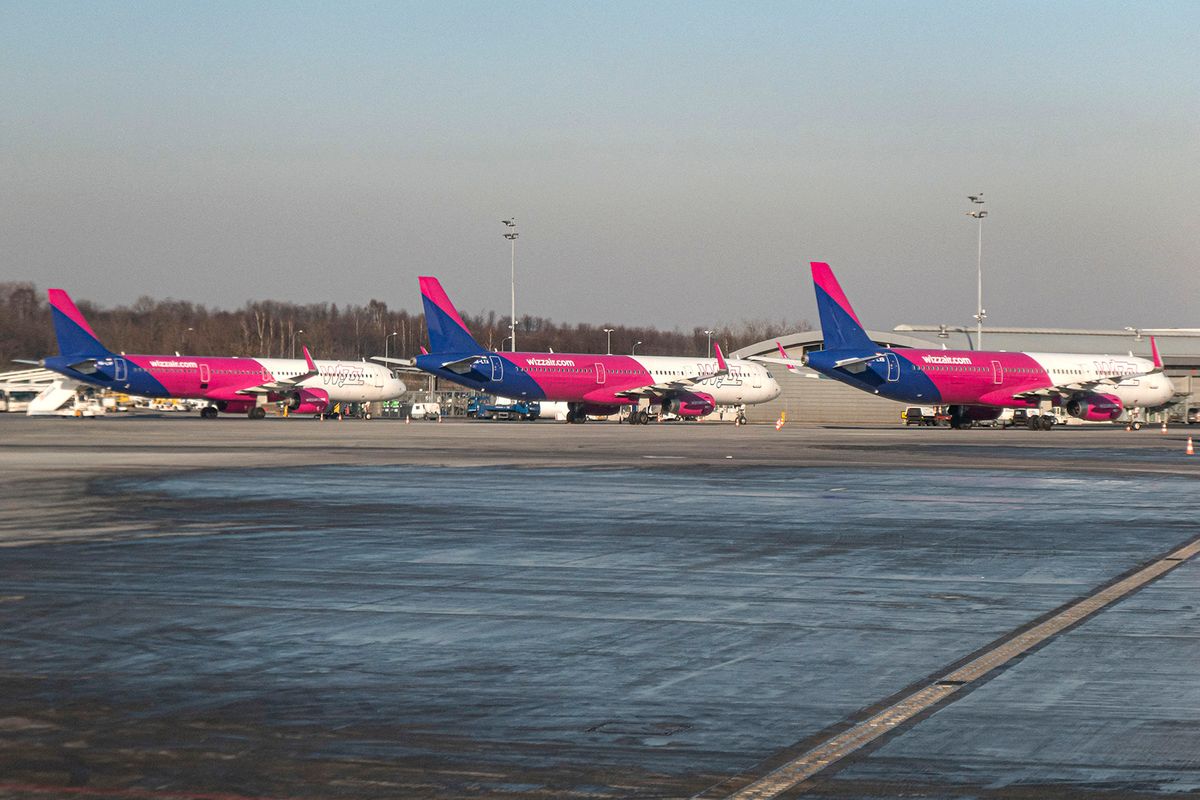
[1065,392,1123,421]
[282,387,331,415]
[662,392,716,418]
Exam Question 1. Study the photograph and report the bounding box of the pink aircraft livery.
[386,276,781,424]
[767,262,1174,430]
[25,289,406,418]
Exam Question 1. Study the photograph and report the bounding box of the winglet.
[775,340,797,372]
[302,345,318,373]
[420,345,429,355]
[713,342,728,374]
[1150,336,1162,369]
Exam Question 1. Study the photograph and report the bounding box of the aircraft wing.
[1010,373,1142,401]
[615,343,729,399]
[236,346,320,396]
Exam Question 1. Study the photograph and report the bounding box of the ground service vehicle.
[467,397,540,420]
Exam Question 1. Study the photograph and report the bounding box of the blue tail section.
[419,276,485,354]
[811,262,877,351]
[48,289,113,357]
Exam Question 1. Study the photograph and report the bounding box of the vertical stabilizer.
[810,262,877,351]
[1150,336,1163,369]
[48,289,112,357]
[419,277,484,354]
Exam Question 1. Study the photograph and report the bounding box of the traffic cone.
[775,410,786,431]
[405,414,410,424]
[1161,421,1168,433]
[1187,436,1194,456]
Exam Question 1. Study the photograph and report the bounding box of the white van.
[409,402,441,420]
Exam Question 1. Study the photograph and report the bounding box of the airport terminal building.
[732,325,1200,424]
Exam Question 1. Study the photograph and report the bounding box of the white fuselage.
[1026,352,1175,411]
[256,358,407,403]
[635,356,782,406]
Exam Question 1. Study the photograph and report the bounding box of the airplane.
[19,288,407,418]
[758,262,1174,430]
[377,276,782,424]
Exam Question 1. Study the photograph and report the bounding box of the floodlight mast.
[502,218,519,351]
[965,194,988,349]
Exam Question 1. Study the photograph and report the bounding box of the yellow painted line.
[715,536,1200,800]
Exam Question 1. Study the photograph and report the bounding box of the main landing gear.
[248,406,267,420]
[200,406,219,419]
[1026,414,1056,431]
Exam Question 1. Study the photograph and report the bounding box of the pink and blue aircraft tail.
[48,289,113,357]
[419,277,484,354]
[811,262,876,351]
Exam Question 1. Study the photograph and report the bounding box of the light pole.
[965,194,988,349]
[502,218,518,351]
[180,327,193,354]
[385,331,398,361]
[291,328,304,360]
[703,329,714,358]
[603,328,614,355]
[632,340,642,355]
[500,335,513,352]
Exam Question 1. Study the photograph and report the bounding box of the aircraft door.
[199,363,210,388]
[488,355,504,382]
[114,358,128,382]
[373,368,383,388]
[991,360,1003,384]
[595,362,606,384]
[885,352,900,382]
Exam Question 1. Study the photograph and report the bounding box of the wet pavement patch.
[2,465,1198,797]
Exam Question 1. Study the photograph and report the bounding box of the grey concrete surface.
[0,415,1197,798]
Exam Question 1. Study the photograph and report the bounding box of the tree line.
[0,281,809,366]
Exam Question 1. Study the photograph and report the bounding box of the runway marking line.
[703,535,1200,800]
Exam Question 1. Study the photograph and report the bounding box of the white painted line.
[712,535,1200,800]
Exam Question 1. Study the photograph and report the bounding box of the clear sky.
[3,1,1197,333]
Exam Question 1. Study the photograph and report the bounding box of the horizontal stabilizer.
[833,353,884,369]
[67,358,99,374]
[440,355,482,374]
[749,355,823,378]
[369,355,423,373]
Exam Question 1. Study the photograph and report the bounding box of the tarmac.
[0,415,1198,799]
